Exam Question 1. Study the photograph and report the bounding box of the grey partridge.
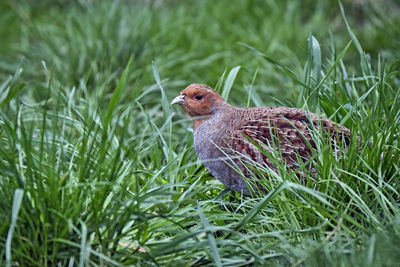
[171,84,351,195]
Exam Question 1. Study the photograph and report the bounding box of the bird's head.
[171,84,225,117]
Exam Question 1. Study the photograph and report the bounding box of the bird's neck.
[192,102,234,132]
[193,118,208,132]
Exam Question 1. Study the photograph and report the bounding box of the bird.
[171,83,352,195]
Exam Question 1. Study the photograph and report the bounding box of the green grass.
[1,0,399,266]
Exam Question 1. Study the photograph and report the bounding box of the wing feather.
[226,107,351,172]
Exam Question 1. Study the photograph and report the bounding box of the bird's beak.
[171,94,186,105]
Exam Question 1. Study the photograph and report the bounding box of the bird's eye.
[195,95,203,100]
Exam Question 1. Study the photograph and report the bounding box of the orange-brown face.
[171,84,224,117]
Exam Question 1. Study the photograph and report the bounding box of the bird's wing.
[227,107,351,170]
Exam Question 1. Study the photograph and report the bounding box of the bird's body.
[172,84,351,195]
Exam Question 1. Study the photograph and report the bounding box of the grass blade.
[238,42,311,90]
[6,189,24,267]
[222,66,241,101]
[197,203,222,267]
[339,0,363,54]
[308,33,322,83]
[103,56,133,130]
[226,183,286,239]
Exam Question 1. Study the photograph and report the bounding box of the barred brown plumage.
[172,83,351,195]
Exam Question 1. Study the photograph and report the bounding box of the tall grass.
[1,0,399,266]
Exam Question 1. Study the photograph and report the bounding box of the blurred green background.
[1,0,399,105]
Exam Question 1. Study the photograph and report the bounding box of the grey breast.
[193,111,251,194]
